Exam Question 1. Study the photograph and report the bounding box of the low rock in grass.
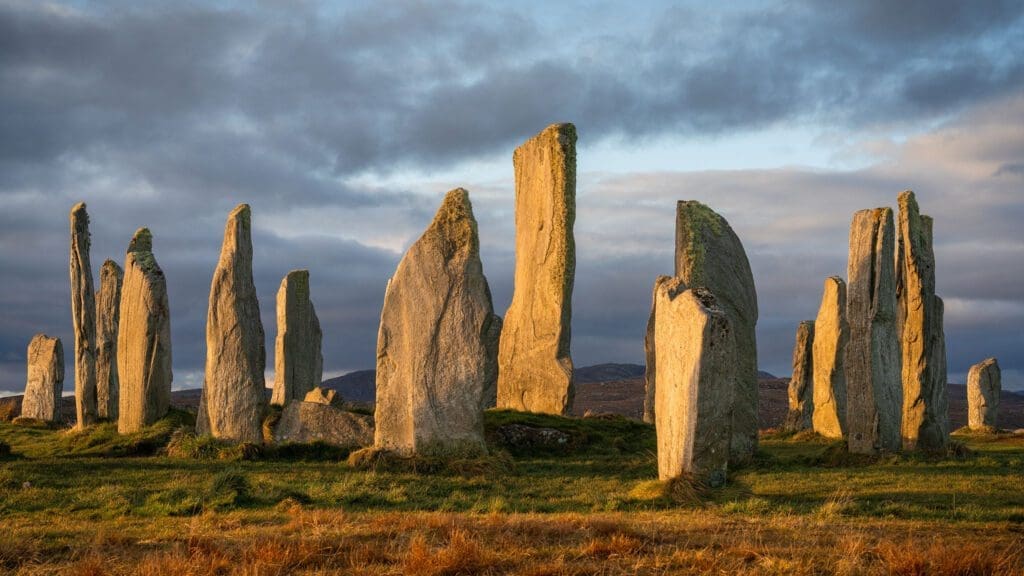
[487,423,575,456]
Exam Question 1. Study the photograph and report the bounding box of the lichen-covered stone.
[69,202,97,428]
[967,358,1000,430]
[271,270,322,406]
[21,335,64,422]
[497,123,576,415]
[95,259,123,420]
[783,321,815,432]
[375,189,499,456]
[812,277,848,438]
[274,402,373,447]
[674,201,757,463]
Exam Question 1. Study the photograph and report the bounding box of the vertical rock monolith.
[812,276,848,438]
[497,123,576,415]
[117,229,172,433]
[70,202,97,428]
[198,204,266,442]
[653,276,734,486]
[270,270,323,406]
[21,335,64,422]
[967,358,1000,430]
[375,189,500,456]
[95,259,123,420]
[845,208,902,454]
[674,200,758,463]
[783,321,815,432]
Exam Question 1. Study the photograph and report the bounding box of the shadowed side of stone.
[968,357,1000,430]
[783,321,815,432]
[21,335,64,422]
[812,276,848,438]
[95,259,123,420]
[643,278,662,424]
[69,202,97,427]
[271,270,323,406]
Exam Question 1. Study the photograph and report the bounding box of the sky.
[1,0,1022,396]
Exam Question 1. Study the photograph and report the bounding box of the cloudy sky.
[1,0,1022,397]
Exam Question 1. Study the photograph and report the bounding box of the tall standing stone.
[642,281,659,424]
[845,208,902,454]
[896,191,949,450]
[783,321,815,432]
[21,335,64,422]
[117,229,172,433]
[812,276,848,438]
[198,204,266,442]
[967,358,1000,430]
[70,202,98,428]
[375,189,500,456]
[674,201,758,463]
[271,270,323,406]
[497,123,576,415]
[95,259,123,420]
[653,276,734,486]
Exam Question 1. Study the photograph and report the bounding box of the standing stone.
[375,189,500,456]
[270,270,323,406]
[497,123,576,415]
[896,191,949,451]
[967,358,1000,430]
[783,321,815,432]
[21,335,64,422]
[117,229,172,433]
[69,202,98,428]
[642,281,659,424]
[812,277,848,438]
[480,314,502,410]
[845,208,902,454]
[653,276,734,486]
[674,201,758,463]
[198,204,266,442]
[95,259,123,420]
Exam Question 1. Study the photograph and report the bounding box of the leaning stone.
[653,277,734,487]
[783,321,815,432]
[198,204,267,442]
[674,201,757,464]
[95,259,123,420]
[270,270,323,406]
[69,202,98,427]
[812,277,848,438]
[375,189,499,456]
[967,358,1000,430]
[303,386,339,406]
[497,123,577,415]
[845,208,902,454]
[21,335,64,422]
[117,228,173,433]
[273,402,373,448]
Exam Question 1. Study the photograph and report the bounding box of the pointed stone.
[812,277,848,438]
[21,335,64,422]
[375,189,499,456]
[70,202,98,428]
[845,208,902,454]
[95,259,123,420]
[117,228,172,433]
[674,201,758,463]
[653,277,734,486]
[783,321,815,432]
[643,280,660,424]
[270,270,323,406]
[497,123,576,415]
[967,358,1000,430]
[198,204,266,442]
[896,191,949,450]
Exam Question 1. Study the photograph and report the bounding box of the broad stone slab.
[812,276,848,438]
[274,402,373,448]
[70,202,98,427]
[271,270,323,406]
[783,321,815,432]
[96,259,123,420]
[22,335,64,422]
[967,357,1000,430]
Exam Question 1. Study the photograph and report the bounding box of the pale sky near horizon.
[1,0,1022,395]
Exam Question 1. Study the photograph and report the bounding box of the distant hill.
[574,363,645,383]
[758,370,778,379]
[321,369,376,403]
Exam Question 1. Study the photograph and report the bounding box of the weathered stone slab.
[968,357,1000,430]
[653,277,734,486]
[783,321,815,432]
[375,189,499,456]
[812,276,848,438]
[497,123,576,415]
[21,335,64,422]
[271,270,322,406]
[303,386,339,406]
[845,208,902,454]
[96,259,123,420]
[274,402,373,448]
[70,202,97,428]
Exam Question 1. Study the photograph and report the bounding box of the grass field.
[1,411,1022,575]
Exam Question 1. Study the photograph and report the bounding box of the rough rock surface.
[845,208,902,454]
[271,270,323,406]
[198,204,267,442]
[497,123,576,415]
[95,259,123,420]
[783,321,815,432]
[653,276,735,486]
[274,402,373,447]
[643,280,660,424]
[896,191,949,451]
[375,189,500,456]
[488,423,573,454]
[117,229,172,433]
[70,202,98,428]
[812,277,848,438]
[303,386,339,406]
[967,358,1000,430]
[674,201,757,463]
[21,335,64,422]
